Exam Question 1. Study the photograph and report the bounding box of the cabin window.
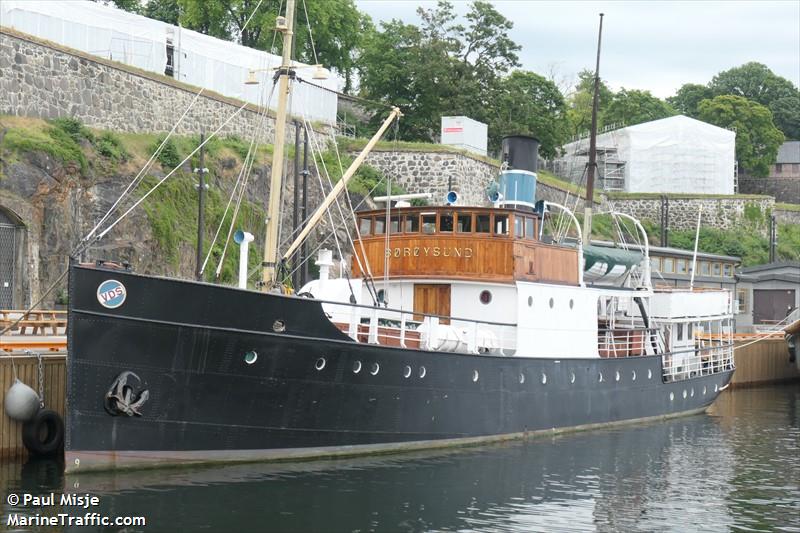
[525,217,535,239]
[457,213,473,232]
[700,262,710,276]
[736,288,748,314]
[651,257,661,272]
[439,212,454,232]
[359,217,372,235]
[404,214,419,233]
[494,214,509,236]
[422,214,436,234]
[676,259,687,274]
[712,263,721,277]
[389,216,401,234]
[663,258,674,273]
[677,323,683,341]
[688,323,693,339]
[475,214,491,233]
[723,264,733,277]
[374,218,385,234]
[514,216,524,237]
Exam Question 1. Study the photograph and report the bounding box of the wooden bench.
[0,309,67,336]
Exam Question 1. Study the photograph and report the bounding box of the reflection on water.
[2,386,798,532]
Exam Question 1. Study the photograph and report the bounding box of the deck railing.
[597,328,662,357]
[661,340,735,381]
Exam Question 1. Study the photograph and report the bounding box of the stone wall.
[605,196,776,232]
[738,176,800,204]
[0,27,329,142]
[774,206,800,225]
[352,149,588,209]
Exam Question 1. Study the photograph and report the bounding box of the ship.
[64,7,735,472]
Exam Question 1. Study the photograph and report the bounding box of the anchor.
[104,371,149,417]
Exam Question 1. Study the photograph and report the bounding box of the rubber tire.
[22,409,64,457]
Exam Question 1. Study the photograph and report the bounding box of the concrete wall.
[0,27,328,142]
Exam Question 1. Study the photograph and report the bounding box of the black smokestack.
[501,135,540,173]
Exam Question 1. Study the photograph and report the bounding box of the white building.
[554,115,736,195]
[0,0,339,124]
[441,116,488,157]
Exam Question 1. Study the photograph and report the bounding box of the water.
[2,386,798,532]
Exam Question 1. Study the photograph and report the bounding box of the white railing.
[661,340,735,382]
[597,328,662,357]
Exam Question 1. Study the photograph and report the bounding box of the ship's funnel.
[498,135,539,210]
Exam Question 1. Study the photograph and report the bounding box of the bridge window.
[476,214,491,233]
[525,217,535,239]
[390,216,401,234]
[494,214,509,236]
[514,216,524,237]
[439,212,454,232]
[457,213,473,232]
[359,217,371,235]
[374,218,385,235]
[422,214,436,234]
[404,214,419,233]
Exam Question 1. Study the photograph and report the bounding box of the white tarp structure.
[558,115,736,195]
[1,0,339,124]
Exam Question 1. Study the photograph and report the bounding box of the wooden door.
[753,289,796,324]
[414,284,451,324]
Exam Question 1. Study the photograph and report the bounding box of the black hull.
[66,265,734,472]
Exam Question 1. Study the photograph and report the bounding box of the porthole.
[472,370,479,382]
[683,389,687,399]
[272,319,286,333]
[519,373,525,384]
[370,362,380,375]
[648,369,652,379]
[670,392,674,402]
[353,360,362,374]
[541,373,547,385]
[403,365,412,379]
[549,297,554,309]
[703,386,707,395]
[615,371,620,382]
[714,384,718,392]
[631,370,637,381]
[419,366,427,378]
[314,357,326,371]
[244,351,258,365]
[690,388,694,397]
[569,299,574,310]
[527,296,533,307]
[479,290,492,305]
[570,372,576,384]
[598,372,604,383]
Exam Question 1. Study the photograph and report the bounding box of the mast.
[262,0,297,289]
[581,13,604,246]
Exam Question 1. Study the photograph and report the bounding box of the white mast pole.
[262,0,296,289]
[689,205,703,290]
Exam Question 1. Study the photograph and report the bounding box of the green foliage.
[91,0,141,13]
[220,135,251,160]
[50,116,94,143]
[667,83,714,118]
[566,69,613,137]
[177,0,367,91]
[3,124,88,173]
[143,0,181,24]
[769,96,800,140]
[95,131,129,161]
[602,89,676,128]
[777,223,800,261]
[709,62,798,109]
[669,226,770,266]
[150,135,183,170]
[698,95,784,177]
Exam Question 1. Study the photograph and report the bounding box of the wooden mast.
[262,0,296,289]
[581,13,604,245]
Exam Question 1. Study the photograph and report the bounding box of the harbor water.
[1,385,798,532]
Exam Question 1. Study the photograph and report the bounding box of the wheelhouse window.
[514,216,524,238]
[439,212,454,232]
[389,216,401,234]
[359,217,372,235]
[374,218,385,234]
[422,214,436,234]
[404,214,419,233]
[475,214,491,233]
[525,217,535,240]
[494,214,509,236]
[457,213,473,232]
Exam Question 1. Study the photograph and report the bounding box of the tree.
[602,89,676,128]
[565,69,613,137]
[769,96,800,140]
[177,0,366,91]
[668,83,714,117]
[488,71,569,159]
[143,0,182,25]
[710,62,797,108]
[92,0,141,13]
[697,95,785,177]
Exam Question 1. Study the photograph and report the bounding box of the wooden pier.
[730,337,800,387]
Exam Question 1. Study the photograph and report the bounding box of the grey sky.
[355,0,800,98]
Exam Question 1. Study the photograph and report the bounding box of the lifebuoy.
[22,409,64,457]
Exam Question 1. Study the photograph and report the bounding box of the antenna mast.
[582,13,604,245]
[262,0,296,289]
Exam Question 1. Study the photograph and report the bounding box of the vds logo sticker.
[97,279,127,309]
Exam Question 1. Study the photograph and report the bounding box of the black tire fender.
[22,409,65,457]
